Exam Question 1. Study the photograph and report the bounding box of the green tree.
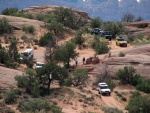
[72,69,89,86]
[37,62,68,94]
[121,12,135,22]
[39,32,56,47]
[127,94,150,113]
[54,42,78,68]
[46,20,64,35]
[74,30,85,45]
[18,99,62,113]
[101,22,125,38]
[53,7,87,29]
[15,68,40,97]
[0,18,13,35]
[2,7,19,15]
[8,37,19,61]
[4,90,17,104]
[93,36,110,54]
[116,66,141,85]
[136,79,150,93]
[22,25,35,34]
[90,17,102,28]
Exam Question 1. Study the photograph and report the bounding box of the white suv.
[35,62,44,69]
[98,83,111,95]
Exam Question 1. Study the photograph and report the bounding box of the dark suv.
[100,31,112,40]
[91,28,101,35]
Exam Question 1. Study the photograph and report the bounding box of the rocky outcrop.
[0,15,45,30]
[23,5,90,19]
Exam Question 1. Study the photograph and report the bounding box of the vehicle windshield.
[100,86,109,89]
[36,63,44,66]
[21,52,28,57]
[103,31,110,35]
[118,38,125,41]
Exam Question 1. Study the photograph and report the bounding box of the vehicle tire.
[108,93,111,96]
[98,91,100,94]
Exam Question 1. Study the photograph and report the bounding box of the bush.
[15,75,28,88]
[102,107,123,113]
[2,7,19,15]
[136,79,150,93]
[4,90,17,104]
[90,17,102,28]
[104,78,116,91]
[93,37,110,54]
[0,18,13,35]
[18,99,62,113]
[74,30,85,45]
[39,32,56,46]
[116,66,141,85]
[22,25,35,34]
[126,94,150,113]
[118,52,125,57]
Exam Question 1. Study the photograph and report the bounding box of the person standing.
[75,58,78,66]
[83,57,85,64]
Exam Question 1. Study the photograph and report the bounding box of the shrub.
[2,7,19,15]
[39,32,56,46]
[104,78,116,91]
[126,94,150,113]
[13,89,22,95]
[102,107,123,113]
[0,18,13,35]
[14,75,28,88]
[93,38,110,54]
[22,25,35,34]
[118,52,125,57]
[90,17,102,28]
[136,79,150,93]
[116,66,141,85]
[4,90,17,104]
[74,30,85,45]
[18,99,62,113]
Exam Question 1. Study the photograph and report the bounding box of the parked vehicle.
[115,36,127,47]
[20,49,34,60]
[91,28,101,35]
[98,82,111,95]
[100,31,112,40]
[35,62,44,69]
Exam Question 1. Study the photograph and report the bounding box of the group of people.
[74,57,86,66]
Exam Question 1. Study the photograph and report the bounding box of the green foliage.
[0,17,13,35]
[121,12,135,22]
[2,8,33,19]
[72,69,89,86]
[116,66,141,85]
[74,30,85,45]
[37,62,69,94]
[39,32,56,46]
[2,7,19,15]
[4,90,17,104]
[0,101,15,113]
[118,52,125,57]
[54,42,78,68]
[136,79,150,93]
[18,99,62,113]
[46,20,64,35]
[22,25,35,34]
[90,17,102,28]
[8,37,20,61]
[126,94,150,113]
[104,78,116,91]
[93,36,110,54]
[15,75,28,88]
[13,89,22,95]
[135,16,144,22]
[101,22,125,38]
[53,7,87,29]
[102,107,123,113]
[15,69,40,97]
[0,43,17,68]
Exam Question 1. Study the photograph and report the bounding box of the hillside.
[0,6,150,113]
